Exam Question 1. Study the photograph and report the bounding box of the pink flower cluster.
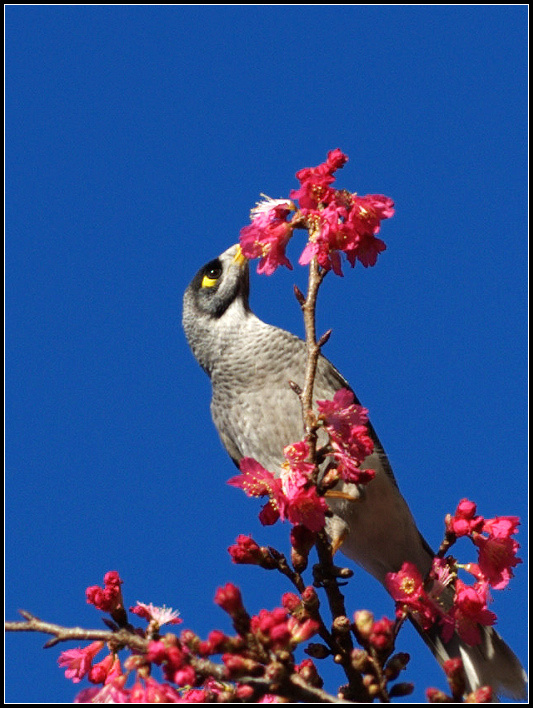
[61,572,326,703]
[59,572,193,702]
[239,148,394,276]
[194,583,320,701]
[353,610,396,653]
[227,534,275,567]
[85,570,124,614]
[239,199,295,275]
[211,582,319,667]
[385,500,521,646]
[447,499,521,590]
[227,444,328,533]
[227,389,377,532]
[316,388,376,485]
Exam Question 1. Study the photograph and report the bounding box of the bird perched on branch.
[182,243,526,700]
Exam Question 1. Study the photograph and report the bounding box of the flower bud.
[388,682,414,698]
[426,687,453,702]
[228,535,264,565]
[368,616,395,653]
[353,610,374,638]
[350,648,370,672]
[173,664,196,687]
[281,592,301,613]
[332,615,351,634]
[295,658,323,688]
[214,583,244,615]
[235,685,254,700]
[222,654,263,678]
[290,525,316,553]
[290,618,320,644]
[301,585,319,611]
[305,642,331,659]
[265,661,285,683]
[179,629,200,652]
[465,686,493,703]
[443,657,466,698]
[291,549,308,572]
[384,652,410,680]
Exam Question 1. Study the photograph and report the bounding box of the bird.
[182,243,527,699]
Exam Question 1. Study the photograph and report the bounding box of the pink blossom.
[295,658,321,686]
[287,615,320,644]
[482,515,520,539]
[290,148,348,210]
[214,582,245,616]
[228,457,282,500]
[258,695,283,703]
[198,629,229,656]
[85,571,124,614]
[298,190,393,274]
[146,640,169,665]
[284,485,328,532]
[468,686,493,703]
[173,664,197,687]
[368,616,396,652]
[249,605,318,651]
[129,601,182,626]
[316,388,375,484]
[298,204,348,275]
[180,688,207,702]
[473,533,522,590]
[385,562,438,631]
[239,198,295,275]
[290,167,337,210]
[228,457,284,526]
[258,499,281,526]
[283,440,316,477]
[228,534,265,565]
[316,389,371,452]
[445,499,484,538]
[228,455,327,532]
[88,653,118,685]
[74,687,102,702]
[58,641,104,683]
[242,150,393,277]
[280,462,309,499]
[144,677,182,703]
[346,231,387,268]
[427,557,455,600]
[444,580,496,646]
[326,148,349,171]
[278,461,327,532]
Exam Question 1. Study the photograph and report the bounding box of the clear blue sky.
[6,6,527,703]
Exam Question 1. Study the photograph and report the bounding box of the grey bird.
[182,243,526,699]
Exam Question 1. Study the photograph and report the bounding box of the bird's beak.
[232,245,247,267]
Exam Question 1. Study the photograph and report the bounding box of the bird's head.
[182,244,251,373]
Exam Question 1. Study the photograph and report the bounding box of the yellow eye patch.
[202,275,218,288]
[201,275,219,288]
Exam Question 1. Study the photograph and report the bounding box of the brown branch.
[300,257,327,438]
[5,611,148,652]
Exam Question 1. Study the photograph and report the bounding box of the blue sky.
[5,5,527,703]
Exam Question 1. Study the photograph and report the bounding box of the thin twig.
[5,612,148,652]
[300,257,327,437]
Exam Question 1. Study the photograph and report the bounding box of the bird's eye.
[201,263,223,288]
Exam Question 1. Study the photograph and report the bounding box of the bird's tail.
[412,618,527,701]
